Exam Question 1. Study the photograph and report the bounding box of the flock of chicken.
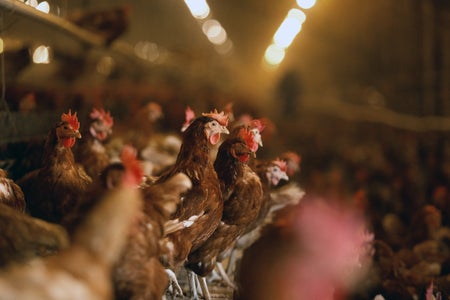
[0,103,305,299]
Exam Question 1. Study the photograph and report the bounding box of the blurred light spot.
[273,18,302,48]
[215,39,233,55]
[202,19,227,45]
[36,1,50,13]
[32,45,50,64]
[0,38,3,54]
[264,44,285,66]
[135,41,160,62]
[96,56,114,76]
[184,0,210,20]
[25,0,38,7]
[288,8,307,24]
[296,0,316,9]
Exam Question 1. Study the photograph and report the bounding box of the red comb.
[282,151,301,164]
[120,145,144,187]
[272,158,288,172]
[250,119,266,133]
[223,102,235,122]
[61,110,80,131]
[181,106,196,132]
[202,109,229,126]
[239,127,258,153]
[185,106,195,123]
[90,108,114,127]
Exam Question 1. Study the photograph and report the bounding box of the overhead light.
[184,0,210,20]
[36,1,50,13]
[202,19,227,45]
[273,9,305,49]
[32,45,51,64]
[264,44,285,66]
[296,0,317,10]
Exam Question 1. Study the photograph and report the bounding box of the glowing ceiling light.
[296,0,317,10]
[32,45,50,64]
[288,8,307,24]
[25,0,38,7]
[264,44,285,66]
[273,9,305,49]
[202,19,227,45]
[215,39,233,55]
[184,0,210,19]
[36,1,50,13]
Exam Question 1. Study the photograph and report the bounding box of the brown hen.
[17,110,92,224]
[74,107,114,179]
[157,110,229,297]
[0,152,142,300]
[186,127,263,294]
[114,146,192,300]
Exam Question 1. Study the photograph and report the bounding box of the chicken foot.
[165,268,184,298]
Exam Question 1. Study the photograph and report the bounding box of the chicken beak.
[74,131,82,139]
[281,172,289,181]
[221,126,230,135]
[256,136,263,147]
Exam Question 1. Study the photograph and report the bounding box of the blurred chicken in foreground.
[0,203,69,268]
[0,168,26,213]
[0,144,143,300]
[235,200,373,300]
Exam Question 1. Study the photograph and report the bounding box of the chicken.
[0,203,69,268]
[226,158,290,277]
[114,101,164,154]
[17,110,92,224]
[186,127,263,287]
[157,109,229,296]
[61,159,128,236]
[0,168,25,212]
[248,158,290,233]
[113,146,192,300]
[0,153,142,300]
[74,107,114,179]
[279,150,301,180]
[235,201,372,300]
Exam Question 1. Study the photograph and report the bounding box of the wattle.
[209,133,221,145]
[62,137,76,148]
[238,154,250,163]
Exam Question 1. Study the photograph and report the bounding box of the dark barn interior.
[0,0,449,299]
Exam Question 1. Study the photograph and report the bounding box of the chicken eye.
[211,121,218,127]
